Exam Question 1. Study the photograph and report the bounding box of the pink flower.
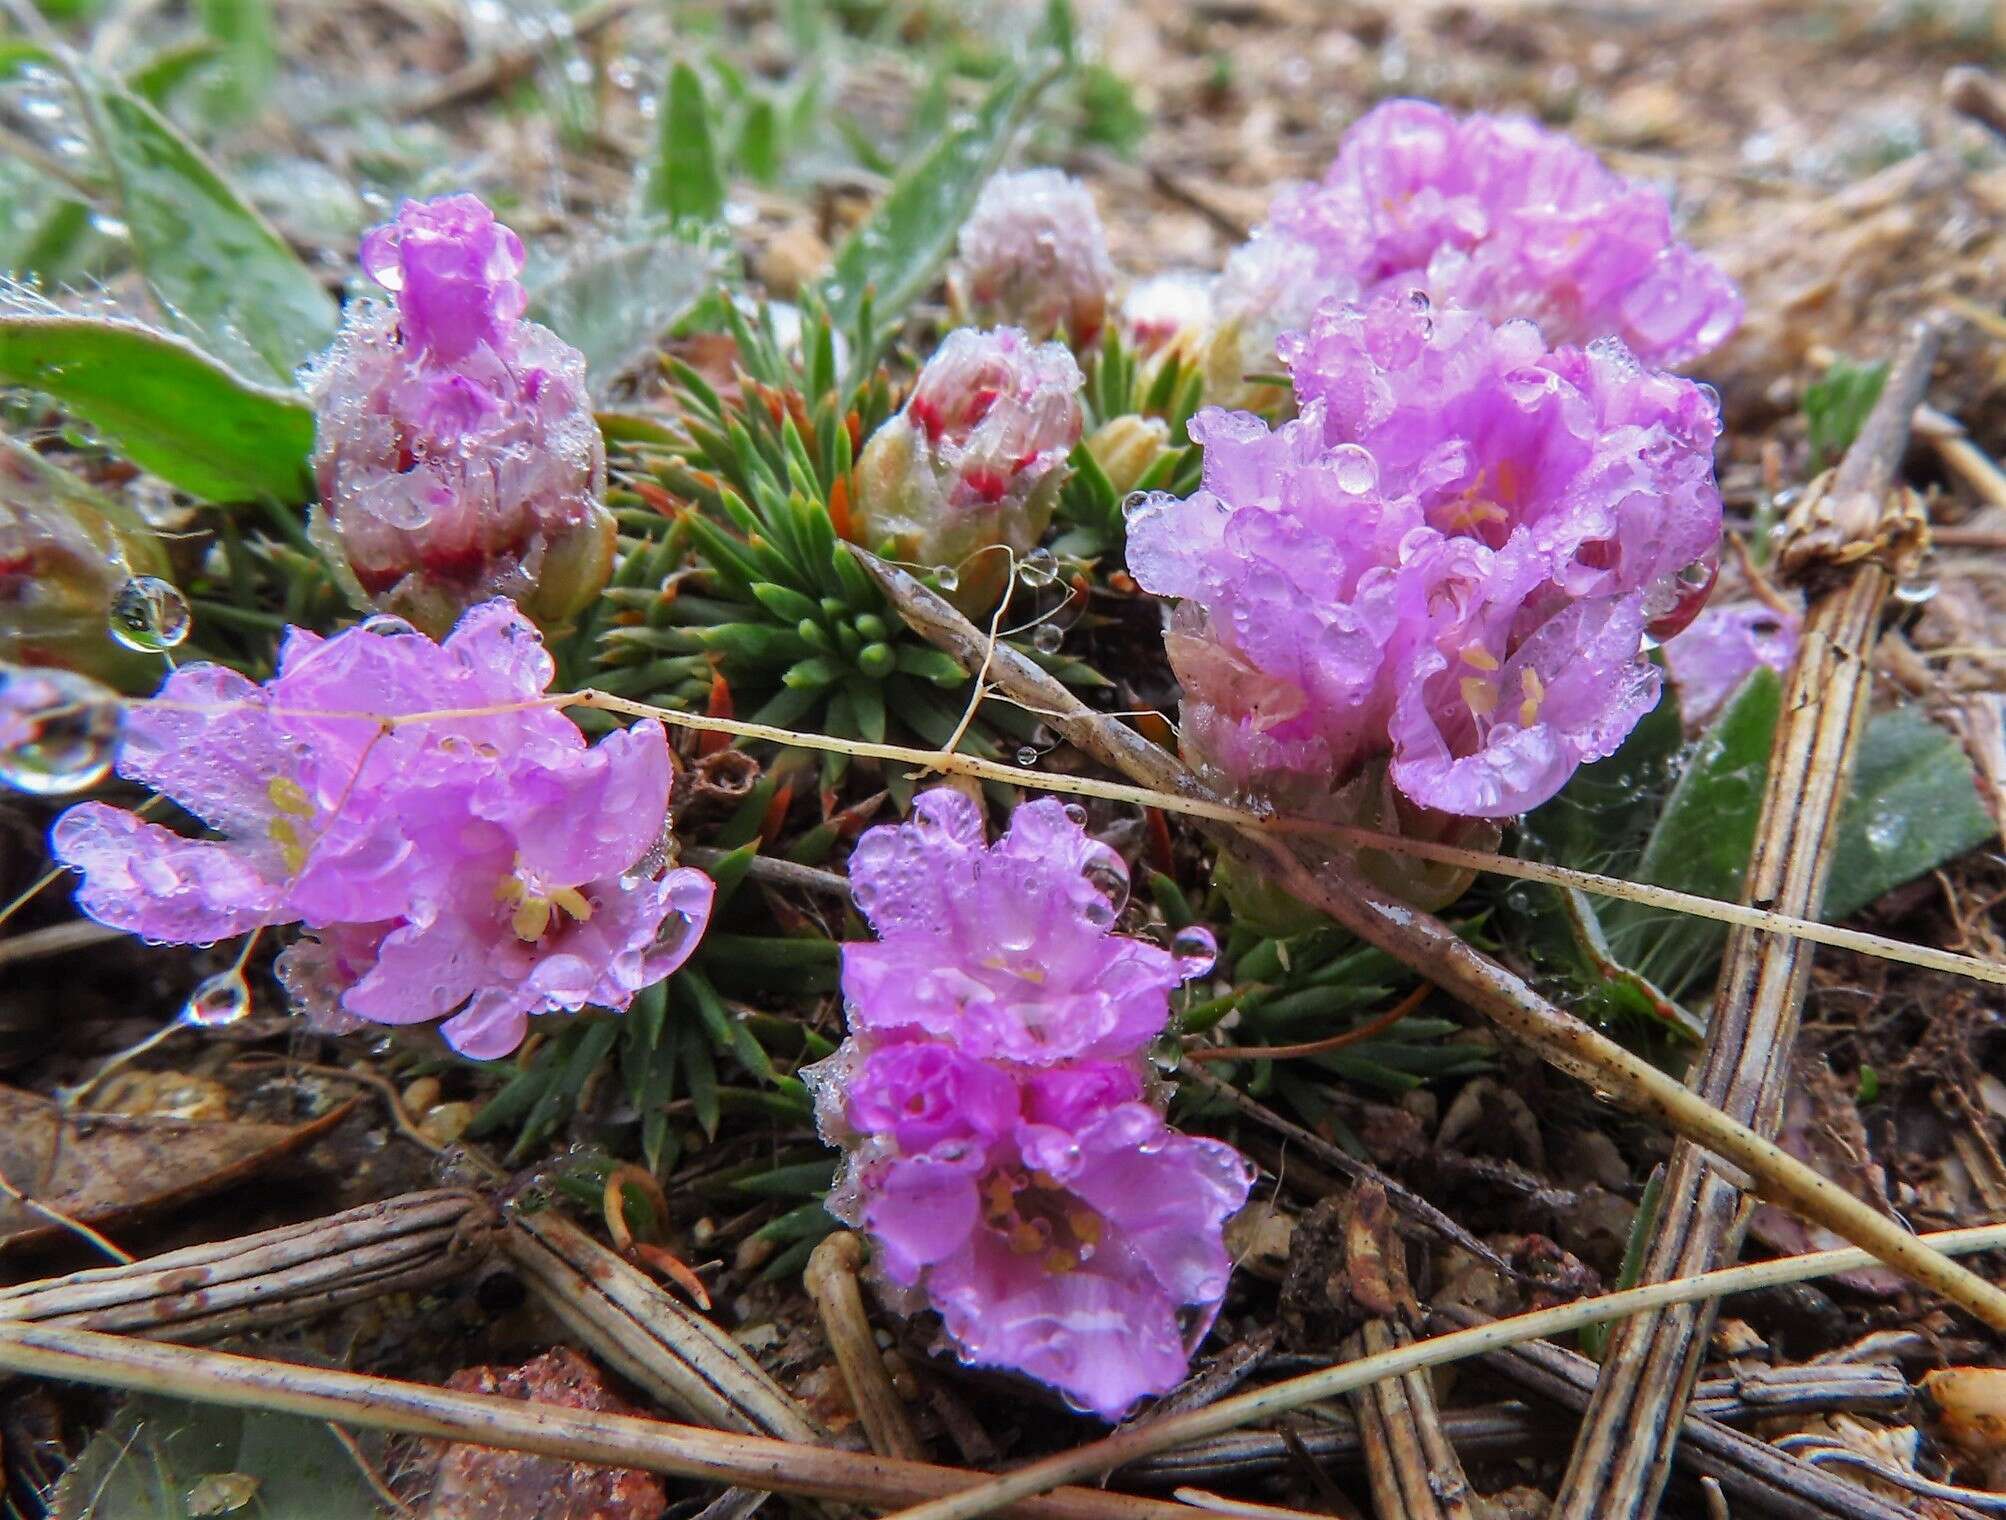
[51,600,712,1058]
[842,788,1184,1064]
[1662,599,1801,729]
[851,329,1083,614]
[952,170,1116,347]
[806,790,1250,1419]
[1127,293,1724,821]
[308,195,613,638]
[1241,100,1742,367]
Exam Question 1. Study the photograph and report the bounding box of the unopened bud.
[950,170,1115,347]
[307,194,612,637]
[852,328,1082,614]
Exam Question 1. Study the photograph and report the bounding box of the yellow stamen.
[511,896,553,943]
[1519,668,1546,728]
[1008,1222,1046,1256]
[1042,1249,1079,1274]
[494,876,527,904]
[1460,645,1500,672]
[1444,498,1509,533]
[265,776,314,816]
[264,817,306,874]
[549,885,594,923]
[1068,1211,1103,1249]
[1461,677,1498,718]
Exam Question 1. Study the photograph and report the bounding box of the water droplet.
[0,666,121,796]
[1330,444,1378,495]
[1081,845,1130,922]
[107,576,191,653]
[933,566,960,594]
[1171,925,1218,979]
[1016,745,1039,766]
[1893,578,1938,607]
[1505,887,1534,914]
[182,968,251,1028]
[1063,803,1088,826]
[1018,547,1059,588]
[1031,623,1064,654]
[1120,491,1152,524]
[1406,289,1431,314]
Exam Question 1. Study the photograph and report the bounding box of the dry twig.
[1551,321,1941,1520]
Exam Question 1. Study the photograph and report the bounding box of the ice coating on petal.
[852,328,1083,613]
[952,170,1116,346]
[1128,291,1725,822]
[1242,99,1742,366]
[811,792,1253,1421]
[841,792,1181,1063]
[52,599,706,1058]
[310,196,611,637]
[1662,598,1802,729]
[358,193,528,362]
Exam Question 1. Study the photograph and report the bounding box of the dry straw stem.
[0,1190,490,1342]
[560,699,2006,992]
[851,551,2006,1333]
[858,1222,2006,1520]
[1437,1306,1915,1520]
[4,1225,2002,1520]
[1553,320,1942,1520]
[506,1208,824,1443]
[806,1231,926,1460]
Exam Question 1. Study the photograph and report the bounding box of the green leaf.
[71,68,336,381]
[196,0,276,122]
[49,1393,388,1519]
[1804,357,1889,473]
[1604,670,1782,996]
[528,234,724,399]
[644,62,728,225]
[1606,673,1996,998]
[818,58,1057,346]
[1826,708,1995,918]
[0,312,314,501]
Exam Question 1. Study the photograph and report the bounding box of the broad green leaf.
[818,58,1057,345]
[0,312,314,502]
[72,68,336,380]
[1804,356,1888,473]
[644,62,727,224]
[1605,670,1782,995]
[1826,708,1994,918]
[528,234,724,399]
[1605,671,1996,998]
[48,1393,388,1519]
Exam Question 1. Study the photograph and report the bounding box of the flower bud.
[852,328,1083,614]
[1085,414,1170,500]
[307,194,613,638]
[950,170,1116,347]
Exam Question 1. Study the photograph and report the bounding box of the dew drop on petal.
[182,968,252,1027]
[0,666,121,796]
[1170,924,1218,979]
[107,575,192,653]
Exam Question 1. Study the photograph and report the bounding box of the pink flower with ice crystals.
[806,789,1251,1420]
[1233,99,1742,368]
[307,195,614,638]
[1127,292,1724,820]
[52,600,712,1058]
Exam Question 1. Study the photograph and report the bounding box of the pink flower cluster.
[951,170,1117,347]
[307,195,614,638]
[852,328,1083,613]
[1127,293,1725,821]
[52,601,713,1058]
[807,789,1251,1420]
[1239,99,1742,368]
